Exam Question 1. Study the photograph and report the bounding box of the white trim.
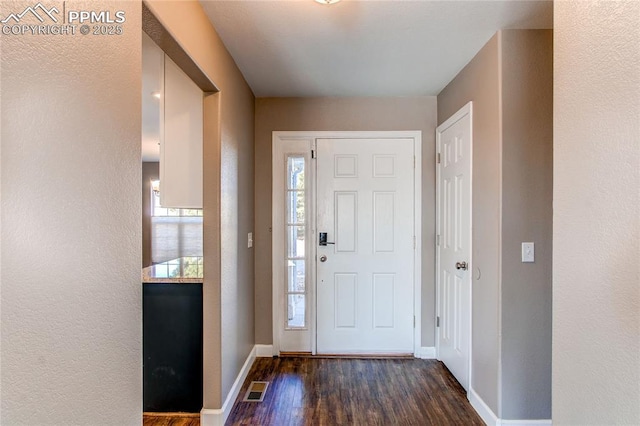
[469,387,499,426]
[200,409,224,426]
[412,132,423,357]
[414,346,436,359]
[200,346,256,426]
[272,136,314,354]
[498,421,552,426]
[468,387,552,426]
[255,344,274,357]
[272,131,422,356]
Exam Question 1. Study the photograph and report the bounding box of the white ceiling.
[199,0,553,97]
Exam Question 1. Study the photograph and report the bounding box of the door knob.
[455,261,468,270]
[320,255,327,262]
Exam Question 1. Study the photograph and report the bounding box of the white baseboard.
[255,344,274,357]
[200,408,224,426]
[415,346,436,359]
[469,387,499,426]
[469,387,551,426]
[200,345,257,426]
[498,420,552,426]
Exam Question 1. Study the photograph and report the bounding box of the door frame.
[272,131,422,356]
[435,102,473,395]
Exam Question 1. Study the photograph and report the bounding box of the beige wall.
[438,34,502,414]
[254,97,438,347]
[553,1,640,424]
[142,162,159,268]
[500,29,553,420]
[438,30,553,420]
[0,1,142,424]
[145,0,255,408]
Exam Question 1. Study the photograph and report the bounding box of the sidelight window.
[285,156,307,328]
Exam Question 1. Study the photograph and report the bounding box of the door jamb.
[271,131,422,356]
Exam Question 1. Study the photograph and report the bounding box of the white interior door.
[436,103,472,391]
[316,138,415,354]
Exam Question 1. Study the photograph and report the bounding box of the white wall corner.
[415,346,436,359]
[469,387,499,426]
[255,344,274,358]
[201,346,257,426]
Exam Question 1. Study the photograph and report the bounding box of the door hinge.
[436,153,441,164]
[413,156,416,169]
[311,149,316,159]
[436,235,440,246]
[413,236,416,249]
[413,316,416,328]
[436,316,440,327]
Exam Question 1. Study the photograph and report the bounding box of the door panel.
[316,138,414,354]
[437,104,472,391]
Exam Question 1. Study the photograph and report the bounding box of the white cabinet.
[160,55,203,209]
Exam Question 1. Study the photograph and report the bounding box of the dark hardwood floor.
[226,357,484,426]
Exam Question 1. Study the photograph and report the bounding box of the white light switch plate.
[522,242,534,262]
[248,232,253,248]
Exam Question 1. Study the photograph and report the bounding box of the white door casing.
[436,102,472,391]
[272,131,422,356]
[316,138,415,354]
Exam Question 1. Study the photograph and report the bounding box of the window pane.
[287,157,305,190]
[182,256,203,278]
[181,208,203,217]
[287,191,305,224]
[151,216,203,263]
[287,294,305,328]
[287,226,305,258]
[287,259,305,292]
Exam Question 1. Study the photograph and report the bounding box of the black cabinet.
[143,283,202,412]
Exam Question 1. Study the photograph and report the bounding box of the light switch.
[522,242,534,263]
[248,232,253,248]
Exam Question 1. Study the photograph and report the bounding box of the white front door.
[436,103,472,391]
[316,138,415,354]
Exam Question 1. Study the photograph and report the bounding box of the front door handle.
[319,232,335,246]
[320,255,327,262]
[456,261,468,270]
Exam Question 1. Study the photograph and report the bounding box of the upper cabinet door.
[161,54,203,209]
[142,33,164,163]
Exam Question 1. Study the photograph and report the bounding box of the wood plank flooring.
[226,357,484,426]
[143,412,199,426]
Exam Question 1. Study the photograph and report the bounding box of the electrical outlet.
[248,232,253,248]
[522,242,534,263]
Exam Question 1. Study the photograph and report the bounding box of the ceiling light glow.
[314,0,341,4]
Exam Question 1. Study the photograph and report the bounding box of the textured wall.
[500,30,553,420]
[438,34,502,415]
[254,97,437,347]
[553,1,640,424]
[145,0,255,408]
[0,1,142,424]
